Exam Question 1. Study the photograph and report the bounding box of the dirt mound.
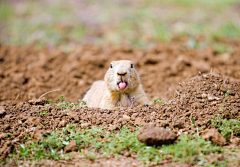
[166,72,240,133]
[172,72,240,118]
[137,123,177,146]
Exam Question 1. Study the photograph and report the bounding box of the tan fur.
[83,60,149,109]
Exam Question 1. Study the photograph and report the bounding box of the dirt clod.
[137,123,177,146]
[59,120,67,127]
[28,97,47,105]
[230,137,240,146]
[123,114,131,121]
[33,130,43,142]
[64,140,78,153]
[201,129,226,146]
[0,106,6,116]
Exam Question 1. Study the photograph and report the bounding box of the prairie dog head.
[104,60,140,92]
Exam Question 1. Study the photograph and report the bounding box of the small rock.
[201,129,226,146]
[137,123,177,146]
[207,94,221,101]
[64,140,78,153]
[123,114,130,121]
[201,93,207,99]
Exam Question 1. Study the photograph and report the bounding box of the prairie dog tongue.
[119,81,126,89]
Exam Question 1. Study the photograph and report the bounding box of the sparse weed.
[59,101,79,109]
[78,99,86,106]
[191,117,196,128]
[56,95,65,103]
[24,134,31,142]
[45,95,79,109]
[0,160,5,165]
[36,110,48,116]
[222,90,230,113]
[41,111,48,115]
[154,99,167,105]
[46,100,53,104]
[211,114,240,138]
[36,111,40,116]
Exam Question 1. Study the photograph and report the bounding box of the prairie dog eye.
[131,64,133,68]
[110,64,113,68]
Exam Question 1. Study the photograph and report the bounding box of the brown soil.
[0,41,240,166]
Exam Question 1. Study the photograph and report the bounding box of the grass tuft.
[222,90,230,113]
[45,95,80,109]
[211,114,240,138]
[153,99,167,105]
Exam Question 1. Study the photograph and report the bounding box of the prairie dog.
[83,60,149,109]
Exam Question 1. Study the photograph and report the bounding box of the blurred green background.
[0,0,240,50]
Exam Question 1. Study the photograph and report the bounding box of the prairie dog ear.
[110,64,113,68]
[131,63,133,68]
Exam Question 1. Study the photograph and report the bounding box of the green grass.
[4,125,239,166]
[0,0,240,48]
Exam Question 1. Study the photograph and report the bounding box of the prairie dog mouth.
[118,81,128,89]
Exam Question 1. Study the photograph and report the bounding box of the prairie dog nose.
[117,72,127,76]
